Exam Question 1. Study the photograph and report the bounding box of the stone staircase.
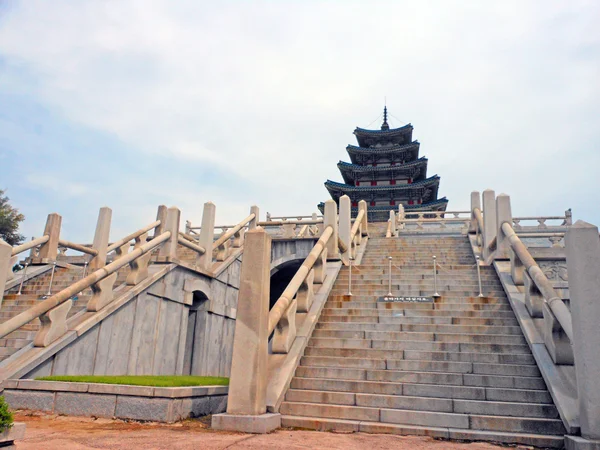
[0,265,132,364]
[280,233,565,448]
[0,241,207,365]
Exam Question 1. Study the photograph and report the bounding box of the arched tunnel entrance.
[270,260,303,309]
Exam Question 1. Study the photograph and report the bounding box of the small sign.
[377,296,433,303]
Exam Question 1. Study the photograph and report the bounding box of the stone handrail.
[57,239,99,256]
[177,234,206,255]
[258,219,322,226]
[501,221,573,341]
[213,213,255,250]
[267,225,333,335]
[106,220,161,254]
[267,214,322,221]
[10,236,49,257]
[0,230,171,341]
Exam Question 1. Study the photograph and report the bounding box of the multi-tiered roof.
[321,107,448,221]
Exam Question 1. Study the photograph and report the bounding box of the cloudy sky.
[0,1,598,242]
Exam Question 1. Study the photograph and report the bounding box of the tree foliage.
[0,189,25,246]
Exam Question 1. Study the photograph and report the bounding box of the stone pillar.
[197,202,216,271]
[88,207,112,271]
[389,210,397,237]
[495,194,512,260]
[470,191,481,233]
[155,205,168,236]
[397,205,405,230]
[323,200,339,261]
[565,220,600,441]
[0,239,12,308]
[249,205,259,230]
[157,207,180,261]
[482,189,496,261]
[338,195,351,266]
[212,228,280,433]
[36,213,62,263]
[358,200,368,236]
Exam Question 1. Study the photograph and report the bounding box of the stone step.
[307,338,531,354]
[299,356,541,377]
[316,323,522,335]
[326,302,511,311]
[320,310,516,319]
[280,416,565,448]
[311,330,527,345]
[304,347,536,365]
[285,389,558,418]
[294,366,546,390]
[290,378,552,403]
[279,402,564,434]
[317,316,519,326]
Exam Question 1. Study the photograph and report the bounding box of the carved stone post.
[212,228,281,433]
[495,194,512,260]
[249,205,259,230]
[155,205,168,237]
[482,189,496,261]
[358,200,368,236]
[323,200,339,261]
[397,204,405,230]
[470,191,481,233]
[89,207,112,271]
[157,207,181,262]
[197,202,216,270]
[0,239,12,308]
[36,213,62,263]
[338,195,351,266]
[565,220,600,442]
[389,210,397,237]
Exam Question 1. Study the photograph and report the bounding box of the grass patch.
[36,375,229,388]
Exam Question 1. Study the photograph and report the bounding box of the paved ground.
[14,412,533,449]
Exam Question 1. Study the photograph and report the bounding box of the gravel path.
[14,412,532,450]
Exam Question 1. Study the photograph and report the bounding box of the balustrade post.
[249,205,259,230]
[36,213,62,263]
[470,191,481,233]
[495,194,512,260]
[323,200,339,261]
[197,202,216,270]
[157,207,181,261]
[564,220,600,442]
[338,195,351,266]
[0,239,12,307]
[155,205,168,237]
[389,210,397,236]
[397,204,405,230]
[212,228,280,433]
[358,200,369,236]
[482,189,496,261]
[88,207,112,271]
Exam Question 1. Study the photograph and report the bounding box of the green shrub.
[0,396,14,433]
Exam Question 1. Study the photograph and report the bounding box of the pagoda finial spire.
[381,104,390,131]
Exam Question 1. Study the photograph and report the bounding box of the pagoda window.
[370,201,376,207]
[390,180,396,185]
[408,178,412,184]
[408,200,414,205]
[372,162,377,167]
[352,201,358,207]
[355,181,359,186]
[371,181,377,186]
[390,200,395,206]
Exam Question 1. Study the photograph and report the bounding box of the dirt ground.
[13,412,533,450]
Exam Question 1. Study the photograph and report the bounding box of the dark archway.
[183,290,209,375]
[269,260,303,309]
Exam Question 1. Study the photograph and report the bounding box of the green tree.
[0,189,25,246]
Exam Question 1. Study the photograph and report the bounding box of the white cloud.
[1,0,599,231]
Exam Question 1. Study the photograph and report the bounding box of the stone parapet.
[2,379,227,423]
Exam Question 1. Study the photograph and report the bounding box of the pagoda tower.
[320,107,448,222]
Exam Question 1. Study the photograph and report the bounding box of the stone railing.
[212,197,368,433]
[512,211,572,232]
[0,206,179,347]
[470,189,600,444]
[385,205,471,236]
